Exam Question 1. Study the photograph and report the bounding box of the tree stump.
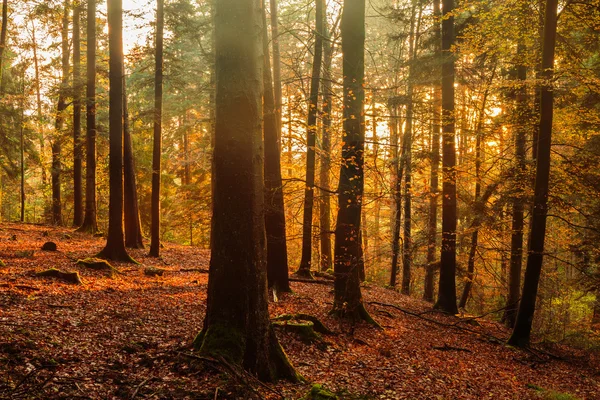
[36,268,82,284]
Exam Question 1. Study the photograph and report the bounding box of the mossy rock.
[41,242,58,251]
[272,320,324,347]
[301,384,338,400]
[15,250,34,258]
[36,268,82,285]
[144,267,165,277]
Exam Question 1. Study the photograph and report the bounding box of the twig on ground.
[131,376,154,400]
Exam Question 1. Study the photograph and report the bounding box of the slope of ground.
[0,222,598,399]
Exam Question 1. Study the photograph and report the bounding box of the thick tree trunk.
[123,69,144,249]
[194,0,299,381]
[296,0,323,278]
[434,0,458,314]
[508,0,558,348]
[332,0,376,325]
[263,0,290,293]
[424,0,442,303]
[504,45,528,328]
[73,2,83,227]
[52,0,70,226]
[149,0,164,257]
[78,0,98,234]
[319,9,333,272]
[97,0,134,263]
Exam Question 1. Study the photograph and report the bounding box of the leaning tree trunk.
[97,0,135,263]
[263,0,290,293]
[51,0,70,226]
[332,0,376,326]
[508,0,558,348]
[123,68,144,249]
[78,0,98,234]
[434,0,458,314]
[296,0,324,278]
[149,0,164,257]
[193,0,299,382]
[424,0,442,303]
[73,2,83,227]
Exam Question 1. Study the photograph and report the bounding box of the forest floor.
[0,222,599,399]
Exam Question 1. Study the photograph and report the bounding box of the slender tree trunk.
[434,0,458,314]
[78,0,98,233]
[193,0,299,381]
[504,44,528,328]
[508,0,558,348]
[371,92,380,264]
[97,0,134,263]
[332,0,376,326]
[73,2,83,227]
[296,0,323,278]
[0,0,7,90]
[52,0,70,226]
[149,0,164,257]
[389,103,402,287]
[263,0,290,293]
[269,0,283,141]
[31,24,47,188]
[319,9,333,272]
[123,68,144,249]
[20,71,25,222]
[424,0,442,303]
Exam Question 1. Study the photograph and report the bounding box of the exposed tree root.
[36,268,82,285]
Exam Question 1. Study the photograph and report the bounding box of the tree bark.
[97,0,134,263]
[263,0,290,293]
[332,0,376,325]
[389,103,402,288]
[123,68,144,249]
[78,0,98,234]
[149,0,164,257]
[296,0,323,278]
[73,2,83,227]
[434,0,458,314]
[30,23,47,188]
[194,0,299,381]
[424,0,442,303]
[0,0,7,90]
[269,0,283,141]
[508,0,558,348]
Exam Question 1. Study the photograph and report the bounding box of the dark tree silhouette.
[72,1,83,227]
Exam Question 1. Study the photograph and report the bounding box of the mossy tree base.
[294,268,314,280]
[331,302,382,329]
[96,247,138,264]
[76,258,120,276]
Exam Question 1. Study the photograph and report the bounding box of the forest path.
[0,223,598,399]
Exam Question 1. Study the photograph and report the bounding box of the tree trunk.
[269,0,283,142]
[434,0,458,315]
[389,103,401,287]
[149,0,164,257]
[73,2,83,227]
[123,68,144,249]
[504,44,528,328]
[319,8,333,272]
[371,92,380,265]
[332,0,376,325]
[20,71,25,222]
[424,0,441,303]
[193,0,299,381]
[296,0,323,278]
[263,0,290,293]
[78,0,98,234]
[31,24,47,188]
[51,0,70,226]
[97,0,134,263]
[0,0,7,89]
[508,0,558,348]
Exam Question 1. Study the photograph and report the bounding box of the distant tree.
[123,68,144,249]
[0,0,7,88]
[78,0,98,234]
[296,0,323,278]
[97,0,135,263]
[332,0,376,325]
[434,0,458,315]
[149,0,164,257]
[508,0,558,347]
[263,0,290,293]
[72,1,83,227]
[193,0,299,381]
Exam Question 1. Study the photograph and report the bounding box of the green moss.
[0,259,5,267]
[196,324,245,364]
[527,384,581,400]
[301,384,338,400]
